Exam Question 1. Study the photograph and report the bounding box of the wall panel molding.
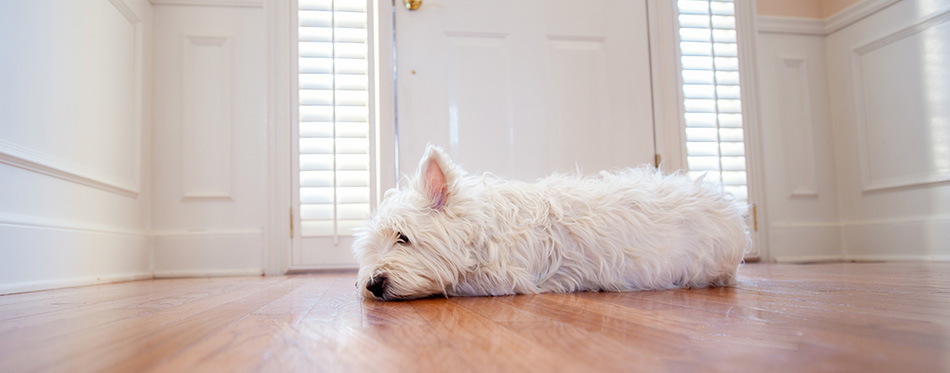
[0,0,145,198]
[182,35,235,200]
[824,0,901,34]
[757,0,900,36]
[850,10,950,192]
[757,16,825,35]
[776,56,820,198]
[0,140,140,197]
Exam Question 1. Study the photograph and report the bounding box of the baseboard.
[768,216,950,262]
[841,216,950,259]
[0,220,152,295]
[153,230,264,275]
[0,272,153,295]
[843,254,950,262]
[767,222,842,262]
[153,268,263,278]
[773,255,845,263]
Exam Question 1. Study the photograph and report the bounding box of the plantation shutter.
[297,0,370,237]
[677,0,748,203]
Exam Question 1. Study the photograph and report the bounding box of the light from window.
[677,0,748,203]
[297,0,370,237]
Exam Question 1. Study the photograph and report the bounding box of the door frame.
[264,0,396,274]
[648,0,769,260]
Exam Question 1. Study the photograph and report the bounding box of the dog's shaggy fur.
[353,145,749,300]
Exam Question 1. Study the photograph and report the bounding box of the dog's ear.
[424,158,448,209]
[415,145,460,210]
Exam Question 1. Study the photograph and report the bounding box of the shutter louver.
[678,0,748,203]
[298,0,370,237]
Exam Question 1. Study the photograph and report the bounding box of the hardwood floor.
[1,262,948,372]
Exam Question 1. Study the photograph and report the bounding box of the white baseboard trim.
[0,220,153,295]
[153,230,264,275]
[769,216,950,262]
[842,215,950,260]
[768,222,842,262]
[772,254,950,263]
[151,228,264,237]
[286,263,359,272]
[758,0,900,36]
[773,255,845,263]
[0,272,153,295]
[843,254,950,262]
[153,268,263,278]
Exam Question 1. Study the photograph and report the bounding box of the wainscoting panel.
[776,56,820,198]
[0,0,144,197]
[182,35,234,199]
[851,10,950,192]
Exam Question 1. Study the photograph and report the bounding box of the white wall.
[150,0,268,276]
[0,0,154,293]
[757,0,950,261]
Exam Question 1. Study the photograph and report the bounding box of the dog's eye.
[396,232,410,245]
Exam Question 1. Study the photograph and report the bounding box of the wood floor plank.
[1,262,949,372]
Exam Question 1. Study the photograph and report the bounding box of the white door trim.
[265,0,397,273]
[647,0,769,260]
[264,0,293,275]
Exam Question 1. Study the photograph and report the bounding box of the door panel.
[397,0,656,181]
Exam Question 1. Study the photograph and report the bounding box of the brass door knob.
[403,0,421,10]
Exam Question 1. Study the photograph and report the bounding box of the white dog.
[353,145,749,300]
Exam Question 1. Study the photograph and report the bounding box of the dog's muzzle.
[366,274,388,298]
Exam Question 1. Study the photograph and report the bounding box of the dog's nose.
[366,274,388,298]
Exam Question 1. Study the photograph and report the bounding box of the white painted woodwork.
[826,0,950,259]
[757,0,950,261]
[756,33,842,261]
[151,4,267,273]
[152,231,264,277]
[776,57,819,198]
[0,0,154,294]
[182,36,234,199]
[851,13,950,192]
[0,0,143,196]
[394,0,656,181]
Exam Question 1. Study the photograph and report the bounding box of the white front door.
[291,0,657,269]
[396,0,656,180]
